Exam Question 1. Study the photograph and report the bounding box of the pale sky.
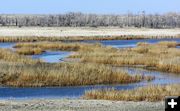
[0,0,179,14]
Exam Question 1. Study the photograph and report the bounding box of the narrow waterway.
[0,38,179,99]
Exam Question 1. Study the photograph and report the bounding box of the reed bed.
[14,42,102,51]
[14,42,103,55]
[70,41,180,73]
[0,34,179,43]
[0,36,143,42]
[1,41,178,87]
[0,61,152,87]
[0,48,154,87]
[13,41,180,73]
[83,84,180,102]
[158,41,178,48]
[0,48,41,64]
[16,47,44,55]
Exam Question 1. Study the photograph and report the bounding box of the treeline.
[0,12,180,28]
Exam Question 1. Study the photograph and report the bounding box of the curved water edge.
[0,84,138,100]
[0,38,180,99]
[31,51,71,63]
[0,42,16,49]
[0,38,180,62]
[0,42,71,63]
[0,67,180,99]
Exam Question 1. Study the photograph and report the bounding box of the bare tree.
[0,12,179,28]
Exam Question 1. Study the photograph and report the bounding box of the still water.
[0,38,179,99]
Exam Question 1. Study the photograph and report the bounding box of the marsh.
[0,38,179,99]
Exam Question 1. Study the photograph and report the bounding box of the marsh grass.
[0,34,179,43]
[0,36,142,42]
[70,41,180,73]
[0,61,150,87]
[158,41,178,48]
[83,84,180,102]
[0,48,41,64]
[14,42,102,52]
[16,47,44,55]
[0,47,154,87]
[13,41,180,73]
[0,40,178,87]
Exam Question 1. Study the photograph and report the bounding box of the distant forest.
[0,12,180,28]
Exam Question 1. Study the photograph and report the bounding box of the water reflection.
[32,51,71,63]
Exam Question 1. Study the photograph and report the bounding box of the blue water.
[0,67,180,99]
[0,85,137,99]
[85,38,180,48]
[121,67,180,85]
[0,43,71,63]
[1,38,180,50]
[1,39,180,61]
[0,42,15,49]
[0,39,180,99]
[32,51,71,63]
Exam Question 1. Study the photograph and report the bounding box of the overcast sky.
[0,0,179,14]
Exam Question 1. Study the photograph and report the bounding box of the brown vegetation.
[0,36,142,42]
[0,48,41,64]
[14,42,102,52]
[0,48,153,87]
[0,34,179,43]
[0,62,150,87]
[16,47,44,55]
[83,84,180,102]
[1,40,178,87]
[13,41,180,73]
[70,41,180,73]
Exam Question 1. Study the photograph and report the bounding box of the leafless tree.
[0,12,179,28]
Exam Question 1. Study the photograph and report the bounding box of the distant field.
[0,27,180,37]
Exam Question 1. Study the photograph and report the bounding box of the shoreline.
[0,99,164,111]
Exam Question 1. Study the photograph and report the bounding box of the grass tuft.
[0,61,150,87]
[83,84,180,102]
[0,48,41,64]
[69,41,180,73]
[16,47,44,55]
[0,48,153,87]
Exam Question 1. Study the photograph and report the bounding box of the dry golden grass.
[14,42,102,52]
[0,34,179,43]
[69,41,180,73]
[137,42,150,47]
[0,48,154,87]
[1,41,178,87]
[0,61,151,87]
[0,48,41,64]
[13,41,180,73]
[157,57,180,73]
[83,84,180,102]
[0,36,142,42]
[16,47,44,55]
[158,41,178,48]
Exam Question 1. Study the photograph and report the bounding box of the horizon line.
[0,11,180,15]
